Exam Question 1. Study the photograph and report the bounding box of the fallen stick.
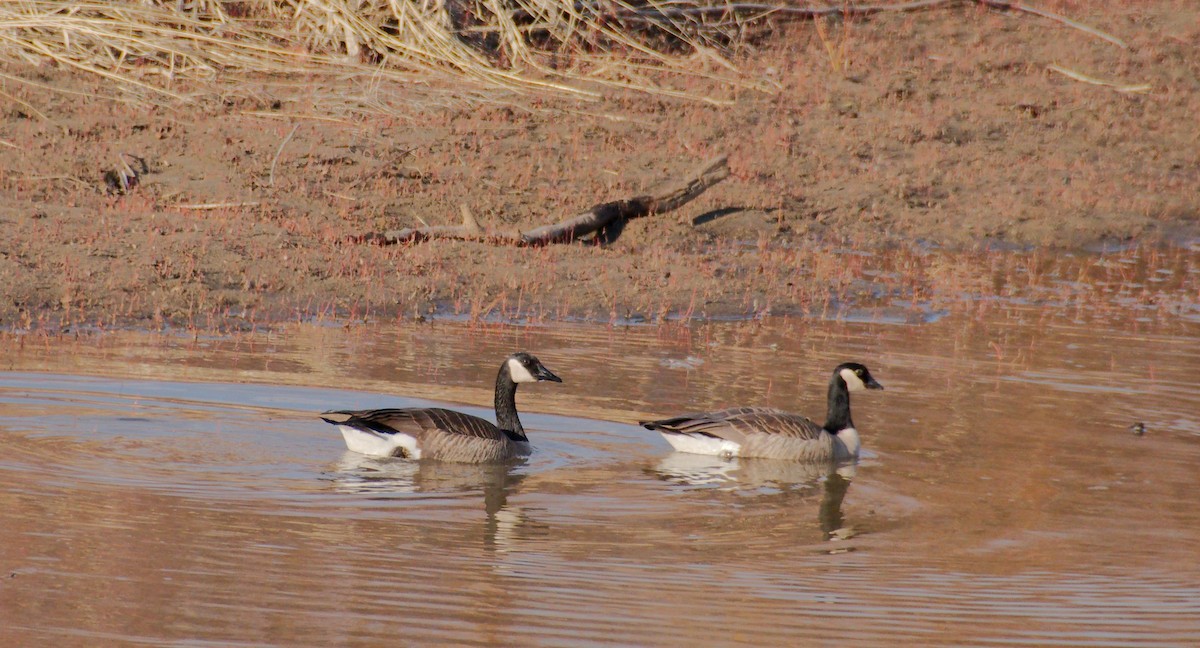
[173,201,262,210]
[1047,64,1150,93]
[976,1,1128,50]
[358,154,730,247]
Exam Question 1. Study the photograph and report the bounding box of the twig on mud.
[173,201,262,210]
[0,87,48,121]
[323,190,358,202]
[356,155,730,247]
[240,112,359,126]
[1047,65,1150,93]
[269,123,300,188]
[975,1,1128,49]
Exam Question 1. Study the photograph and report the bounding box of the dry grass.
[2,2,1195,335]
[0,0,771,106]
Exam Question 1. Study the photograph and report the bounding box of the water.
[1,303,1199,646]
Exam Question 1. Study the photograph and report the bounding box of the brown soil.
[1,2,1197,330]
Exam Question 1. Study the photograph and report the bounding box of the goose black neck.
[494,366,527,440]
[823,374,853,433]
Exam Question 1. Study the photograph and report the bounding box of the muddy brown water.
[2,298,1199,645]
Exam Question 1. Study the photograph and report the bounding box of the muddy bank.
[1,3,1197,330]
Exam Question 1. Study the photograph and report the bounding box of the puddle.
[1,304,1199,645]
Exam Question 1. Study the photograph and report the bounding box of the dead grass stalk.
[0,0,768,105]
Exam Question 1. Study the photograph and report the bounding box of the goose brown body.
[641,362,883,462]
[321,352,561,462]
[320,407,530,462]
[645,406,841,461]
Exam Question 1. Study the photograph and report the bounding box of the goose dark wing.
[642,406,823,442]
[321,407,505,441]
[716,407,825,440]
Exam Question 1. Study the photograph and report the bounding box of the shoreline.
[3,4,1197,333]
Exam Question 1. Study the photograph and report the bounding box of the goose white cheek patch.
[508,358,538,383]
[840,368,867,392]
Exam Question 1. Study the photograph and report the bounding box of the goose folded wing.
[325,408,505,440]
[640,407,759,445]
[696,407,825,441]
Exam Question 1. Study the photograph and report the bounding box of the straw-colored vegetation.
[0,0,774,105]
[0,1,1133,106]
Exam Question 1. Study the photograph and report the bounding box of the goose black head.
[506,352,562,384]
[835,362,883,392]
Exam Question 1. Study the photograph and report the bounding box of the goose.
[640,362,882,462]
[320,352,561,462]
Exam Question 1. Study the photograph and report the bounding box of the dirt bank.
[1,2,1197,330]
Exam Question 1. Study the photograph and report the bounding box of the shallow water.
[2,302,1199,645]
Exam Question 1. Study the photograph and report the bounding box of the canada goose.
[640,362,882,462]
[320,352,562,462]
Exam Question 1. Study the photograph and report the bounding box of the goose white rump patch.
[507,358,538,383]
[661,432,741,457]
[339,426,422,459]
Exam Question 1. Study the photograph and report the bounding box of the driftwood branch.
[575,0,1126,50]
[360,154,729,247]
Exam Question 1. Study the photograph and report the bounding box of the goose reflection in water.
[328,452,531,550]
[652,452,858,541]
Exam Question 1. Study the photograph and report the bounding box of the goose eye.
[856,369,864,377]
